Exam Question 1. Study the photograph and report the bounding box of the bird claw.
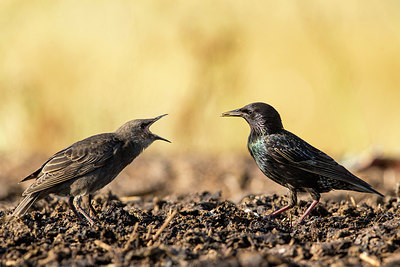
[88,207,101,224]
[295,218,306,225]
[263,214,277,221]
[75,208,97,226]
[69,196,100,226]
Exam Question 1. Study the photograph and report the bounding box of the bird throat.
[247,133,267,166]
[248,117,282,136]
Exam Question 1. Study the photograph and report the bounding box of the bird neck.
[248,128,265,144]
[248,120,284,146]
[247,131,266,160]
[249,121,283,136]
[121,139,150,162]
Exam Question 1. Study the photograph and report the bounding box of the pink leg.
[268,190,298,219]
[297,200,319,224]
[269,205,293,218]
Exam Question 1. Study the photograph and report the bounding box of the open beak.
[221,109,243,117]
[150,114,168,124]
[149,114,171,143]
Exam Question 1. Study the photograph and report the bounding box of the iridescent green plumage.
[223,102,383,224]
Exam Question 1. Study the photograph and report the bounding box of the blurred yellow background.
[1,1,399,158]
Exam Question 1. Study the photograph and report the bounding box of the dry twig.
[147,210,178,246]
[350,196,357,207]
[119,196,142,203]
[145,224,153,241]
[94,240,113,252]
[124,222,140,250]
[360,252,380,267]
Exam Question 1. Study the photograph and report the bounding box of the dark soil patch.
[1,191,400,266]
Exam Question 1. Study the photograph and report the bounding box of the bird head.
[221,102,283,134]
[116,114,170,145]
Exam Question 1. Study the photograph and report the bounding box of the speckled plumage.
[12,115,169,225]
[222,102,383,223]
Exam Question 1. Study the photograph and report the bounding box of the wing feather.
[267,132,382,195]
[22,134,121,196]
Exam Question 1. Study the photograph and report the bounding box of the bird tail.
[12,193,40,217]
[350,183,384,197]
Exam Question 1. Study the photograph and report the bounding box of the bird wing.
[19,147,70,182]
[267,132,381,195]
[22,134,121,196]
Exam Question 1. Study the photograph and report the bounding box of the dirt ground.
[1,153,400,266]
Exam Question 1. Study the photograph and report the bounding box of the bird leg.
[68,197,84,223]
[73,196,96,226]
[87,194,101,223]
[296,190,320,224]
[297,200,319,224]
[269,205,292,217]
[268,189,297,218]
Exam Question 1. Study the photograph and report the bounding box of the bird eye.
[241,108,250,114]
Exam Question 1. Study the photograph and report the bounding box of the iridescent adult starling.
[12,115,170,225]
[222,103,383,224]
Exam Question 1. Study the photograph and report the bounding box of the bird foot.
[81,212,96,226]
[70,196,99,226]
[87,195,101,224]
[73,207,96,226]
[88,207,101,224]
[263,213,277,221]
[294,218,306,226]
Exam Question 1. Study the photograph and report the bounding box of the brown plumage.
[12,115,170,225]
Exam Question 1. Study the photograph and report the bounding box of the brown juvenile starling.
[222,102,383,224]
[12,115,170,225]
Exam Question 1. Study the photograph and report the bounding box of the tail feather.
[12,193,40,217]
[351,183,384,197]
